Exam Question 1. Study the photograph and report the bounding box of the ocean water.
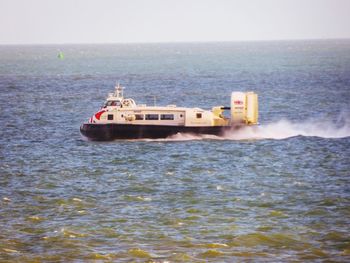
[0,40,350,262]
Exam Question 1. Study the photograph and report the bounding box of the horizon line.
[1,37,350,46]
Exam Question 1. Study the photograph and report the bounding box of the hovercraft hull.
[80,123,231,140]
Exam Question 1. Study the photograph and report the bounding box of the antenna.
[153,96,157,106]
[114,81,124,98]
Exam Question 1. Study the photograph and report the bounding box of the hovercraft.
[80,84,258,140]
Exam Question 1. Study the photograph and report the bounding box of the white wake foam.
[148,114,350,141]
[223,117,350,140]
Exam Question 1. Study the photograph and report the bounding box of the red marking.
[94,110,106,120]
[234,100,243,105]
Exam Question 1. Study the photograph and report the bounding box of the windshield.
[105,100,121,107]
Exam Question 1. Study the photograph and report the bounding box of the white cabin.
[88,84,258,127]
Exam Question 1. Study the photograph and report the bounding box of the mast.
[114,83,124,99]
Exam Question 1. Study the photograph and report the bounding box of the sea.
[0,40,349,262]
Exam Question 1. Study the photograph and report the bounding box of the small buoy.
[57,51,64,59]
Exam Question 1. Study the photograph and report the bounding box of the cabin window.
[135,114,144,120]
[145,114,159,120]
[108,114,114,120]
[196,113,202,119]
[160,114,174,120]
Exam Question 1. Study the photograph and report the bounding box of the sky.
[0,0,349,44]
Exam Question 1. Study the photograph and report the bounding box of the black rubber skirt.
[80,123,229,141]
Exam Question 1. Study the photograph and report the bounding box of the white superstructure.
[87,84,258,127]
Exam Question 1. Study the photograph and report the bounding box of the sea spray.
[138,115,350,142]
[224,116,350,140]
